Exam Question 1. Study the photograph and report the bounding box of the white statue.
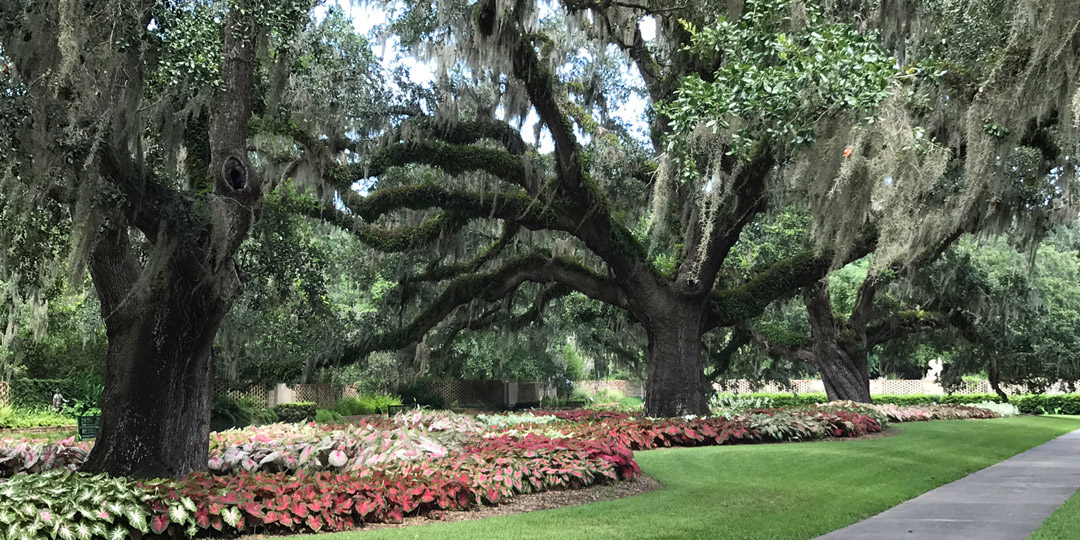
[924,358,944,383]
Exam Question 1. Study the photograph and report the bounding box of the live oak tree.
[293,0,1080,416]
[0,0,329,477]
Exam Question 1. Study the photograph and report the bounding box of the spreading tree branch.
[405,223,520,283]
[334,254,628,366]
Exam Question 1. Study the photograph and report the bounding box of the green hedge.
[10,379,78,409]
[742,392,1080,413]
[1015,394,1080,415]
[332,395,403,416]
[273,402,317,423]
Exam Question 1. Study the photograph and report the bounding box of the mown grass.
[298,416,1080,540]
[1030,484,1080,540]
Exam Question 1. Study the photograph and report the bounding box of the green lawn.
[299,416,1080,540]
[1030,484,1080,540]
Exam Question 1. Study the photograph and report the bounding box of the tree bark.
[79,5,261,478]
[989,356,1009,403]
[643,295,709,417]
[804,280,872,403]
[81,255,237,478]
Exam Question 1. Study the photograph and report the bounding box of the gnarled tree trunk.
[643,294,709,417]
[80,5,262,478]
[82,237,240,477]
[805,280,872,403]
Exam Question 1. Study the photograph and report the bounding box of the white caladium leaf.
[74,523,92,540]
[327,450,347,467]
[168,504,188,525]
[221,506,242,528]
[258,451,281,466]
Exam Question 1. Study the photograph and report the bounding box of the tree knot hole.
[223,156,246,190]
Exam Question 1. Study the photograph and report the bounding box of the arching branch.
[866,310,944,349]
[328,141,531,192]
[407,117,529,156]
[301,202,471,252]
[405,223,520,283]
[333,254,628,366]
[707,251,832,329]
[336,184,562,230]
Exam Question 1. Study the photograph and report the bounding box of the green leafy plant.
[211,396,253,430]
[314,409,343,423]
[273,402,317,423]
[709,393,776,415]
[0,406,78,430]
[594,388,626,404]
[0,470,156,539]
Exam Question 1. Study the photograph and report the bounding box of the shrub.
[333,395,403,416]
[722,393,1013,407]
[569,388,594,403]
[1015,394,1080,415]
[274,402,317,423]
[333,397,366,416]
[234,395,277,425]
[212,396,253,430]
[315,409,343,423]
[594,388,625,404]
[10,379,78,409]
[747,393,828,407]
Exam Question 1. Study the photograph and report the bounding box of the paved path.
[816,429,1080,540]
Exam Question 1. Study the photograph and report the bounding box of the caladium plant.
[0,437,91,478]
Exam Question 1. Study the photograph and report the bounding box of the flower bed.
[817,401,1001,423]
[0,402,1003,538]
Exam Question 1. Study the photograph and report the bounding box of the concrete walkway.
[816,429,1080,540]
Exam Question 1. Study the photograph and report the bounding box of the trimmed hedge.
[741,392,1080,414]
[273,402,316,423]
[1016,394,1080,415]
[10,379,78,409]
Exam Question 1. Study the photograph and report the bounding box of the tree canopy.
[1,0,1078,475]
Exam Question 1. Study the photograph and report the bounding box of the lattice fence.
[0,382,9,407]
[293,384,349,408]
[212,381,270,406]
[426,380,505,407]
[572,380,645,398]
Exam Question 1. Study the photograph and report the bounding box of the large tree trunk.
[643,296,709,417]
[813,347,872,402]
[81,253,237,478]
[80,5,261,478]
[805,280,872,403]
